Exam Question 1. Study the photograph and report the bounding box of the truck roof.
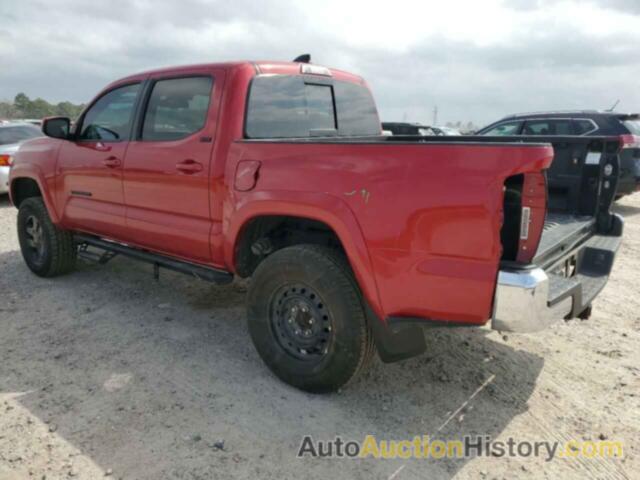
[107,61,365,90]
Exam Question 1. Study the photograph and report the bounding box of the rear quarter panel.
[225,141,552,324]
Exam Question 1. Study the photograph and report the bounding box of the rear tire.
[17,197,76,277]
[247,245,374,393]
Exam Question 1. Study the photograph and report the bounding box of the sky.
[1,0,639,127]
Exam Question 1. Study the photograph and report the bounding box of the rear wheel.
[17,197,76,277]
[247,244,374,393]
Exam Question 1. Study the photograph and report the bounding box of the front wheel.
[17,197,76,277]
[247,245,374,393]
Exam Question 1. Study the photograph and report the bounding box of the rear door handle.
[102,156,121,168]
[176,159,203,174]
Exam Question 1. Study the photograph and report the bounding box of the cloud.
[591,0,640,14]
[0,0,638,126]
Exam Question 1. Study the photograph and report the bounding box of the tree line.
[0,93,85,120]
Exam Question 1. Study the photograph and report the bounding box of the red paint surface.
[10,61,553,325]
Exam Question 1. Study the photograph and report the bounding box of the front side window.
[141,76,213,141]
[482,122,522,136]
[245,75,380,138]
[79,84,140,141]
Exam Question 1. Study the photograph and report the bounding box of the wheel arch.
[225,193,384,318]
[10,174,60,224]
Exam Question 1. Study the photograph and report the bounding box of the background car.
[14,118,43,126]
[0,122,43,195]
[432,126,462,135]
[382,122,443,135]
[476,111,640,198]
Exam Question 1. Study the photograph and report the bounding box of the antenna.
[293,54,311,63]
[607,99,620,112]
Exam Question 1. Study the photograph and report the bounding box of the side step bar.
[74,234,234,285]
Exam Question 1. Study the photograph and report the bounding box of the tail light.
[620,134,640,149]
[0,154,12,167]
[516,172,547,263]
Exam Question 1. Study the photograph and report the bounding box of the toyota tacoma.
[8,58,624,392]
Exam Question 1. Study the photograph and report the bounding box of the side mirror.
[42,117,71,140]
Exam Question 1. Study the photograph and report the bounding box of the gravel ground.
[0,193,638,479]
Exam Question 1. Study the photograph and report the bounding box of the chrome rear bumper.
[491,223,622,333]
[492,268,571,332]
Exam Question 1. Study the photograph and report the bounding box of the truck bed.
[535,213,596,267]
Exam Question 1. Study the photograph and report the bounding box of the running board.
[74,234,234,285]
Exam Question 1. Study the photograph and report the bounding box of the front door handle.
[103,156,121,168]
[176,159,203,174]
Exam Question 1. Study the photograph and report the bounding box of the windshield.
[0,124,43,145]
[622,120,640,135]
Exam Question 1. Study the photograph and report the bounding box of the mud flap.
[365,305,427,363]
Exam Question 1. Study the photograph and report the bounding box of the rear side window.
[622,119,640,135]
[523,119,572,135]
[245,75,379,138]
[481,122,521,136]
[80,84,140,141]
[574,119,597,135]
[142,76,213,141]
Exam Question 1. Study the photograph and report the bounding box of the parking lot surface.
[0,195,637,479]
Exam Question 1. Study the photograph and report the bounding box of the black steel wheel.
[247,244,375,393]
[270,283,333,361]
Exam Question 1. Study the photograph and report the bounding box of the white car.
[433,126,463,136]
[0,123,43,194]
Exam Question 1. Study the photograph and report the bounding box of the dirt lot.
[0,194,638,480]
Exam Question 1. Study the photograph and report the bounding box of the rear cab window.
[245,75,380,138]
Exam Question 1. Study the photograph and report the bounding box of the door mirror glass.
[42,117,71,139]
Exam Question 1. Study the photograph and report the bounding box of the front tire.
[17,197,76,277]
[247,245,374,393]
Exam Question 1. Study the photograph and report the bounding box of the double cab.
[9,59,623,392]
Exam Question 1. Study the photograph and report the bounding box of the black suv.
[477,111,640,198]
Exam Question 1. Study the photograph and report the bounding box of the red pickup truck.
[8,59,623,392]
